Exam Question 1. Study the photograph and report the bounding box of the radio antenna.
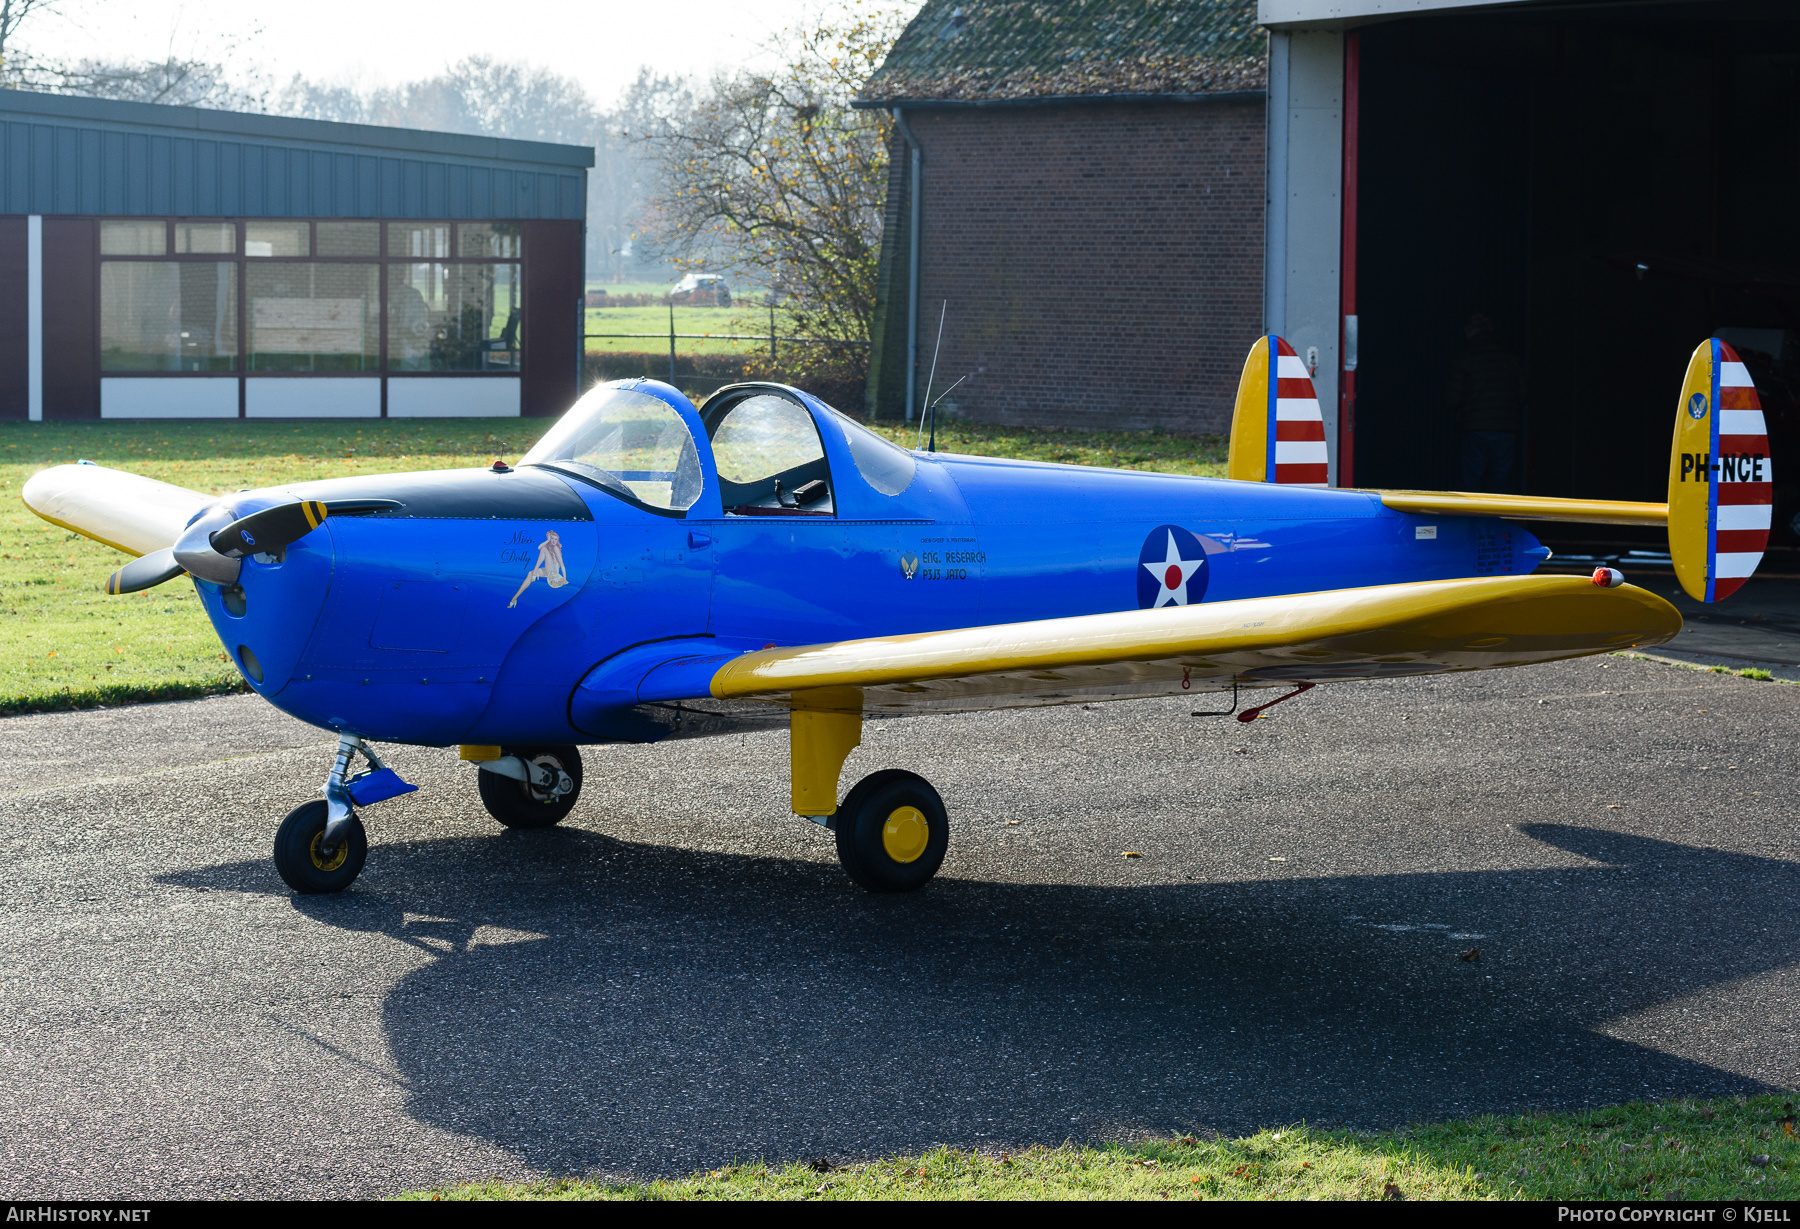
[927,373,969,409]
[918,301,947,450]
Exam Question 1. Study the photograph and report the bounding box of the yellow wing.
[1368,489,1668,527]
[711,575,1682,717]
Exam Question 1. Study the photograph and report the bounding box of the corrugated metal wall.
[1,120,586,219]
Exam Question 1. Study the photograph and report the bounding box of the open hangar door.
[1350,0,1800,557]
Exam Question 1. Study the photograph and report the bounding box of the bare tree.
[11,54,265,107]
[645,3,910,375]
[0,0,57,68]
[1,1,268,108]
[0,0,61,86]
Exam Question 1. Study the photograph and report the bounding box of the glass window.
[316,221,381,256]
[705,393,833,513]
[823,403,916,495]
[386,262,522,372]
[100,262,237,372]
[248,263,380,372]
[388,222,451,258]
[100,220,165,255]
[173,222,235,254]
[520,386,703,512]
[245,221,308,258]
[459,222,521,258]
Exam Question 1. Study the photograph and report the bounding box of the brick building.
[856,0,1266,435]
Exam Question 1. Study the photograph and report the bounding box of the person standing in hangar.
[1448,312,1526,493]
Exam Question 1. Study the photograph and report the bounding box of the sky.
[19,0,914,107]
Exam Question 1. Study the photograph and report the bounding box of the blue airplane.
[23,336,1768,896]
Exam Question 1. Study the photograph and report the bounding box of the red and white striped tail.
[1271,338,1328,486]
[1712,342,1772,602]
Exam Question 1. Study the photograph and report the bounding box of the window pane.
[316,221,380,256]
[458,222,521,258]
[386,262,522,372]
[710,395,825,484]
[388,222,450,258]
[248,263,379,372]
[100,261,237,371]
[174,222,235,254]
[100,220,165,256]
[519,386,703,511]
[245,221,308,258]
[825,403,916,495]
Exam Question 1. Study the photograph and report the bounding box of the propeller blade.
[103,547,184,595]
[210,499,330,558]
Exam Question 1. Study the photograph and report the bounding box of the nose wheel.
[273,799,368,894]
[832,770,949,892]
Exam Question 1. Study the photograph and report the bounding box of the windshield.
[520,385,703,512]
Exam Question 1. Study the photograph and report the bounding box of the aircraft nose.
[195,519,336,697]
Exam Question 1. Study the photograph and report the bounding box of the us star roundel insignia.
[1137,524,1210,609]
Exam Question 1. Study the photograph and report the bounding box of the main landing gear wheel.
[273,799,367,894]
[478,745,584,828]
[833,770,949,893]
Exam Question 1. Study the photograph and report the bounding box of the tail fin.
[1227,335,1329,486]
[1668,339,1772,602]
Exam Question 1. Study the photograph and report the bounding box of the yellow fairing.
[1668,339,1715,601]
[712,576,1682,717]
[790,686,863,815]
[1226,336,1272,482]
[1372,489,1668,527]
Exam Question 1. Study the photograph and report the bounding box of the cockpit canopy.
[520,380,916,516]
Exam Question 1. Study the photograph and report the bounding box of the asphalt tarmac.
[2,652,1798,1199]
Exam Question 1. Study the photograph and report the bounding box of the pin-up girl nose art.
[507,529,568,608]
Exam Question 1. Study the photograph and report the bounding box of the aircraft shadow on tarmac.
[162,824,1795,1179]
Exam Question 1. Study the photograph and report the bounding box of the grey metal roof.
[0,88,592,219]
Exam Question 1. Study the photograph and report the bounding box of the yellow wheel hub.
[881,805,930,864]
[309,831,348,872]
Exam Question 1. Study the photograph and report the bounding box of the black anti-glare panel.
[287,467,593,522]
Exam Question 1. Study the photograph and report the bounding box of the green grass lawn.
[2,417,1225,715]
[584,305,767,355]
[406,1093,1800,1201]
[869,420,1229,477]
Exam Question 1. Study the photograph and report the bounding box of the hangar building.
[1265,0,1800,516]
[0,89,591,421]
[862,0,1799,549]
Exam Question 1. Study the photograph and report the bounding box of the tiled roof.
[860,0,1265,103]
